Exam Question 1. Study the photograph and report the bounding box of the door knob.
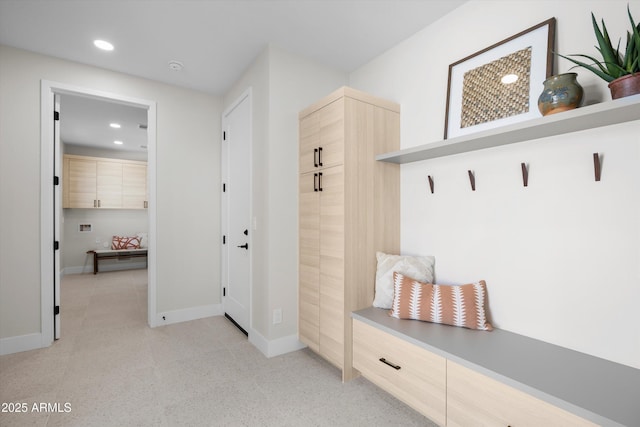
[237,243,249,250]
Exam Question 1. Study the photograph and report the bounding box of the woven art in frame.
[444,18,556,139]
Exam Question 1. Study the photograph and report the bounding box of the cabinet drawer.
[447,361,598,427]
[352,319,446,425]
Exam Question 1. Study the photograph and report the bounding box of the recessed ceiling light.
[501,74,519,84]
[109,123,121,129]
[114,140,123,145]
[94,39,114,51]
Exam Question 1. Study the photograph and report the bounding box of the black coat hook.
[521,163,529,187]
[428,175,434,194]
[468,170,475,191]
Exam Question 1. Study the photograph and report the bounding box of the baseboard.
[249,328,306,358]
[0,332,46,356]
[154,304,224,327]
[63,266,89,275]
[63,261,147,275]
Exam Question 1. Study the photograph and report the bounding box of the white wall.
[0,45,222,345]
[349,0,640,369]
[267,47,346,341]
[223,45,346,353]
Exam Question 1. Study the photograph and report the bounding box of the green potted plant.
[558,5,640,99]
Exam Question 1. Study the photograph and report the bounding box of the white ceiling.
[0,0,466,96]
[59,94,148,153]
[0,0,466,153]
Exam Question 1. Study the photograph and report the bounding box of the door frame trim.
[221,86,253,334]
[40,80,158,347]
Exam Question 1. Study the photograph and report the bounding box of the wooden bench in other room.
[86,249,148,274]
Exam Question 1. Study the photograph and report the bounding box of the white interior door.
[221,89,252,334]
[54,94,61,339]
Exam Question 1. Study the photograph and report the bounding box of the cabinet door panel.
[318,99,344,169]
[447,361,597,427]
[67,158,97,208]
[299,172,320,352]
[122,164,147,209]
[319,165,344,368]
[299,111,320,174]
[97,161,123,208]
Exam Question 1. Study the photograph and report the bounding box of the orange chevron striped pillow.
[390,272,493,331]
[111,236,141,250]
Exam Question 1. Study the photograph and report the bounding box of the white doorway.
[40,80,158,346]
[53,95,61,339]
[221,88,252,334]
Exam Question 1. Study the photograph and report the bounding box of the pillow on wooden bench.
[373,252,435,309]
[111,235,141,250]
[390,272,492,331]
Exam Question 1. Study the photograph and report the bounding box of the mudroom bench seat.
[87,248,148,274]
[352,307,639,427]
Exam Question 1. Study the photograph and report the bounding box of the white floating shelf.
[376,93,640,164]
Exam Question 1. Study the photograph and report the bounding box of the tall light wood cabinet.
[298,87,400,381]
[63,154,148,209]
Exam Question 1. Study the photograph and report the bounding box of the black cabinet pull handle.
[379,358,401,370]
[314,148,318,168]
[313,173,318,192]
[318,147,323,166]
[318,172,323,191]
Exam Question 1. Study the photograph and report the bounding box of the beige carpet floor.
[0,269,436,426]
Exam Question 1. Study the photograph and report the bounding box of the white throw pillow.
[136,232,148,249]
[372,252,435,309]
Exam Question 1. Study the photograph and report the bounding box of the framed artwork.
[444,18,556,139]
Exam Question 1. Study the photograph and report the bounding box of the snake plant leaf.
[558,6,639,83]
[593,13,622,76]
[629,5,640,72]
[624,32,636,71]
[557,53,616,82]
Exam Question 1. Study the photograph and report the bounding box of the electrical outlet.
[273,308,282,324]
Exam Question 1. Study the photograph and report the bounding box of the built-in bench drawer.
[447,360,598,427]
[352,319,446,425]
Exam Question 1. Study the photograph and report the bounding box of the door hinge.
[54,111,60,121]
[223,235,226,244]
[53,176,60,186]
[54,305,60,315]
[54,241,59,250]
[223,287,226,297]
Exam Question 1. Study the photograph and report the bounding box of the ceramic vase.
[537,73,583,116]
